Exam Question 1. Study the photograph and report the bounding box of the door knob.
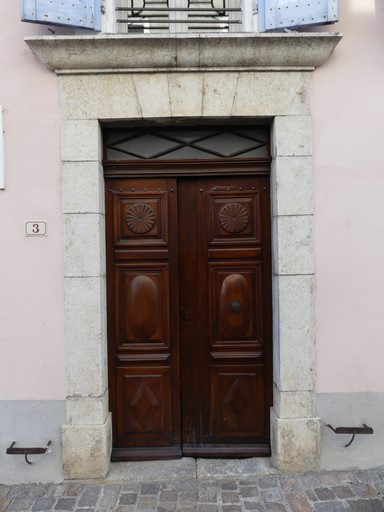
[230,300,241,313]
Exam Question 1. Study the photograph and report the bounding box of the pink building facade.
[0,0,383,483]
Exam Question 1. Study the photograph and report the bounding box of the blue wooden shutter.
[258,0,338,32]
[22,0,101,31]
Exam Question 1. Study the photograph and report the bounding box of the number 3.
[32,223,40,234]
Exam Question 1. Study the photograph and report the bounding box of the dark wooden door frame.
[105,158,273,461]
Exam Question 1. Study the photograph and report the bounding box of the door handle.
[230,300,241,313]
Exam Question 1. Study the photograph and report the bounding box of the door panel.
[106,174,272,460]
[106,177,180,460]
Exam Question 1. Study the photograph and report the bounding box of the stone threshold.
[91,458,278,483]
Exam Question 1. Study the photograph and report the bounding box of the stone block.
[270,409,321,472]
[273,386,315,419]
[61,120,101,162]
[63,213,105,278]
[61,74,142,121]
[62,161,104,215]
[232,73,310,118]
[66,391,109,425]
[271,157,314,217]
[273,275,315,391]
[272,116,313,157]
[133,74,172,118]
[272,215,314,276]
[106,458,196,482]
[202,73,239,118]
[169,73,203,118]
[62,414,112,479]
[64,276,108,397]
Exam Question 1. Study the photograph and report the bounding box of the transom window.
[104,126,270,160]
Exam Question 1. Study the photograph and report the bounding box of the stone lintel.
[25,33,342,74]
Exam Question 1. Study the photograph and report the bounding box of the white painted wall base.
[317,392,384,470]
[0,401,65,484]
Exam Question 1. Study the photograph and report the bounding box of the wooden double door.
[105,173,272,460]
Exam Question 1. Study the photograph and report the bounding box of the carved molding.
[219,203,249,233]
[126,204,156,234]
[24,33,342,74]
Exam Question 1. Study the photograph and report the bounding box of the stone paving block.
[161,483,179,492]
[140,483,161,495]
[160,490,178,502]
[313,502,348,512]
[197,505,218,512]
[354,471,381,483]
[258,476,280,489]
[137,495,158,509]
[279,477,302,492]
[305,488,317,501]
[240,486,259,498]
[332,485,355,499]
[66,484,84,497]
[179,481,198,492]
[260,488,284,502]
[197,487,217,503]
[244,501,264,511]
[266,504,288,512]
[222,506,241,512]
[353,483,378,498]
[317,472,350,487]
[7,498,35,511]
[348,499,384,512]
[298,473,321,490]
[121,483,141,493]
[55,497,77,510]
[158,504,177,512]
[78,485,102,507]
[98,483,121,509]
[0,499,11,512]
[221,481,238,490]
[374,482,384,496]
[118,493,138,505]
[239,480,259,486]
[49,485,68,498]
[222,491,240,503]
[32,496,56,511]
[97,494,118,509]
[180,491,197,505]
[7,484,30,499]
[285,491,313,512]
[0,487,9,499]
[115,507,135,512]
[27,484,50,498]
[314,487,336,501]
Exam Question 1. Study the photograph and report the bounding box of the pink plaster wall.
[0,3,66,399]
[1,0,383,400]
[313,0,384,392]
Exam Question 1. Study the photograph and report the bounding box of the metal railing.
[115,0,242,32]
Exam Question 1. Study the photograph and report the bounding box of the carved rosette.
[126,203,156,234]
[219,203,249,233]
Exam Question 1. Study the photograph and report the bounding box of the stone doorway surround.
[26,33,341,479]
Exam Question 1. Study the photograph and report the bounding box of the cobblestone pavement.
[1,469,384,512]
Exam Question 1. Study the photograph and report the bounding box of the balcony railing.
[115,0,244,32]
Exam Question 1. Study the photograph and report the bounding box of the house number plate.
[25,221,47,236]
